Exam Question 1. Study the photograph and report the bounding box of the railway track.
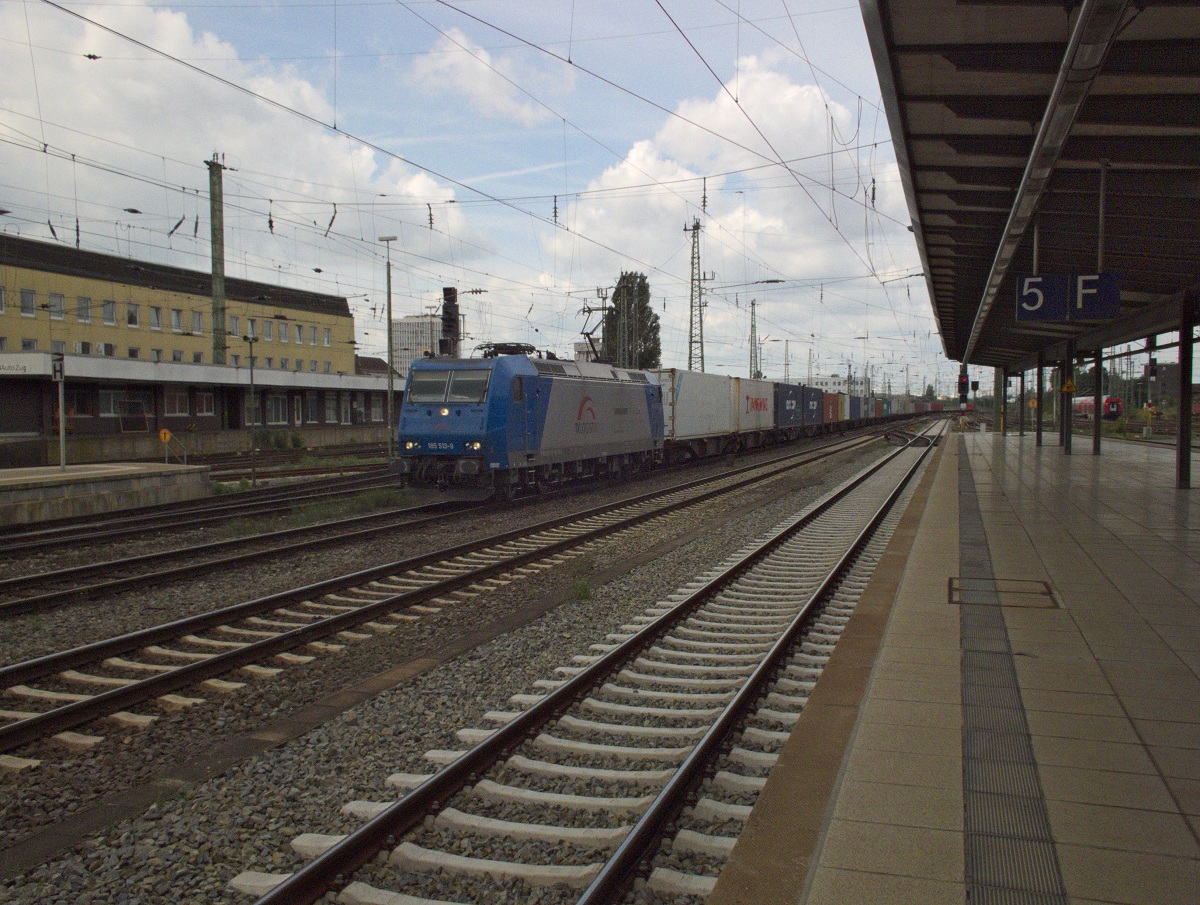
[0,498,478,617]
[0,434,883,616]
[225,424,941,904]
[0,471,411,554]
[0,431,888,767]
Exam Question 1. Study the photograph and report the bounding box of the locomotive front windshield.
[407,368,491,404]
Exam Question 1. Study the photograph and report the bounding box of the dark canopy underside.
[860,0,1200,371]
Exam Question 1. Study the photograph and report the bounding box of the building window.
[229,315,240,336]
[295,324,303,344]
[246,394,262,427]
[75,341,91,355]
[325,394,338,423]
[51,340,66,354]
[323,361,332,374]
[49,293,65,320]
[264,357,273,368]
[309,326,317,345]
[126,303,139,327]
[195,392,214,416]
[310,360,317,372]
[193,351,203,364]
[172,349,183,363]
[306,394,320,422]
[341,394,351,424]
[294,359,302,371]
[20,289,35,316]
[21,338,37,351]
[170,309,183,331]
[99,390,121,416]
[165,389,189,416]
[0,338,7,351]
[280,358,289,370]
[370,394,383,422]
[192,311,203,334]
[0,286,5,313]
[264,320,274,342]
[77,296,90,323]
[152,349,162,362]
[102,300,116,325]
[150,306,162,330]
[231,354,240,367]
[323,328,332,347]
[266,394,288,425]
[102,343,115,356]
[128,347,139,359]
[65,387,95,417]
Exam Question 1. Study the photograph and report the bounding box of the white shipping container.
[653,369,737,439]
[651,369,775,440]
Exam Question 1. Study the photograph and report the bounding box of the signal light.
[958,373,969,402]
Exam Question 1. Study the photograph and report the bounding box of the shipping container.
[822,392,841,424]
[651,369,774,456]
[773,383,807,430]
[802,386,824,426]
[849,396,861,420]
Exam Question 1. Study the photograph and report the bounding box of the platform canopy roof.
[860,0,1200,371]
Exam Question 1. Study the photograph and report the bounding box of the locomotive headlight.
[468,441,482,451]
[404,441,417,450]
[440,407,450,417]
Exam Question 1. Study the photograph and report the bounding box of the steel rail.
[0,500,478,616]
[0,432,880,754]
[0,473,410,552]
[577,425,940,902]
[0,433,877,617]
[250,435,930,905]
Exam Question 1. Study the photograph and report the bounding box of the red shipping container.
[823,392,841,423]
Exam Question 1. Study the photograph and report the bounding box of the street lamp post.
[243,333,258,487]
[378,236,398,461]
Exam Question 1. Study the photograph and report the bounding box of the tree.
[923,383,936,400]
[601,272,661,369]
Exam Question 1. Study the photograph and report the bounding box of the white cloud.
[408,28,573,128]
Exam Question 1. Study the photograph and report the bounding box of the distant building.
[809,372,872,396]
[0,234,393,465]
[392,314,441,376]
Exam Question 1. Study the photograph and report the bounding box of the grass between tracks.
[219,487,415,537]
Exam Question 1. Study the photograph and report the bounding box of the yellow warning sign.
[159,428,172,444]
[1060,379,1076,394]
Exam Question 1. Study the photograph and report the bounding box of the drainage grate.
[949,577,1058,608]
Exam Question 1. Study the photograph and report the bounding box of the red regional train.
[1072,395,1124,420]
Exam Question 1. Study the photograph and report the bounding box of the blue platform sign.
[1016,273,1120,322]
[1016,275,1068,321]
[1071,273,1121,319]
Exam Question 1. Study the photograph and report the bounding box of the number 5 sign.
[1016,275,1068,321]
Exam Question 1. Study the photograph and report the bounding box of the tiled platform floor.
[711,430,1200,905]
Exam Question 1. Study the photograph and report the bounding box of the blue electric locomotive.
[398,353,664,497]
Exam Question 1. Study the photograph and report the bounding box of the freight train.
[397,351,910,497]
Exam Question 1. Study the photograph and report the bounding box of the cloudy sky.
[1,0,958,395]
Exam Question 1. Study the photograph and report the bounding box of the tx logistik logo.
[575,395,599,434]
[744,395,769,413]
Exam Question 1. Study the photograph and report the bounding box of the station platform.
[712,429,1200,905]
[0,462,211,525]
